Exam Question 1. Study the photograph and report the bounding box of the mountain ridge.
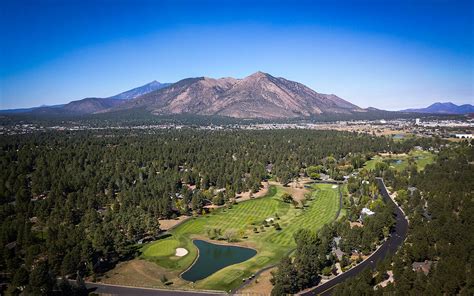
[108,80,171,100]
[110,72,363,119]
[0,81,170,115]
[401,102,474,114]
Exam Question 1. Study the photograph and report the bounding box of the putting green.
[142,239,180,257]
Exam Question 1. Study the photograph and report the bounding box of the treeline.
[333,143,474,295]
[1,109,451,128]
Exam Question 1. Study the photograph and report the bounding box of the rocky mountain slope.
[112,72,362,119]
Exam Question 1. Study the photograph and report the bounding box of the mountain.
[62,98,125,114]
[1,81,170,115]
[401,102,474,114]
[112,72,363,119]
[108,80,171,100]
[0,104,64,114]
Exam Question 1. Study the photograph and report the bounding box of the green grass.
[174,186,288,236]
[140,183,340,291]
[142,239,180,257]
[268,185,339,246]
[364,149,435,172]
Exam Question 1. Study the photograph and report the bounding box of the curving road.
[300,178,408,296]
[84,282,225,296]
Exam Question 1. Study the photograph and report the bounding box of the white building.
[455,134,473,139]
[361,208,375,219]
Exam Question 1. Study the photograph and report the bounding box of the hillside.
[112,72,363,119]
[62,97,125,114]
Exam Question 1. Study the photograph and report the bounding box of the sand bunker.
[175,248,188,257]
[332,185,338,189]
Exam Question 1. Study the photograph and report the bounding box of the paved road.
[84,282,225,296]
[334,185,343,220]
[300,178,408,296]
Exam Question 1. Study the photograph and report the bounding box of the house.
[361,207,375,218]
[319,173,330,181]
[265,163,273,173]
[407,186,417,195]
[412,260,433,275]
[331,237,345,260]
[5,241,17,250]
[375,270,394,289]
[96,207,108,215]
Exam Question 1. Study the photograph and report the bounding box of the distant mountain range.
[2,73,471,119]
[1,72,363,119]
[59,81,171,114]
[400,102,474,115]
[0,81,170,115]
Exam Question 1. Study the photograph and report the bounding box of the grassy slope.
[141,184,340,291]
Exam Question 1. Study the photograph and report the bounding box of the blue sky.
[0,0,473,110]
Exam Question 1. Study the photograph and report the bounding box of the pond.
[181,239,257,282]
[393,134,405,139]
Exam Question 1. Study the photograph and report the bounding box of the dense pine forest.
[0,129,445,294]
[331,144,474,295]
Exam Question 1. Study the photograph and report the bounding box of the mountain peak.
[248,71,270,79]
[429,102,457,107]
[108,80,171,100]
[112,72,361,119]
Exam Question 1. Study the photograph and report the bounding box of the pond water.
[181,239,257,282]
[393,134,405,139]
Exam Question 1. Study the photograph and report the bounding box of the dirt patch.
[236,182,269,202]
[159,215,191,231]
[269,180,309,203]
[350,221,363,228]
[100,259,187,288]
[238,267,276,296]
